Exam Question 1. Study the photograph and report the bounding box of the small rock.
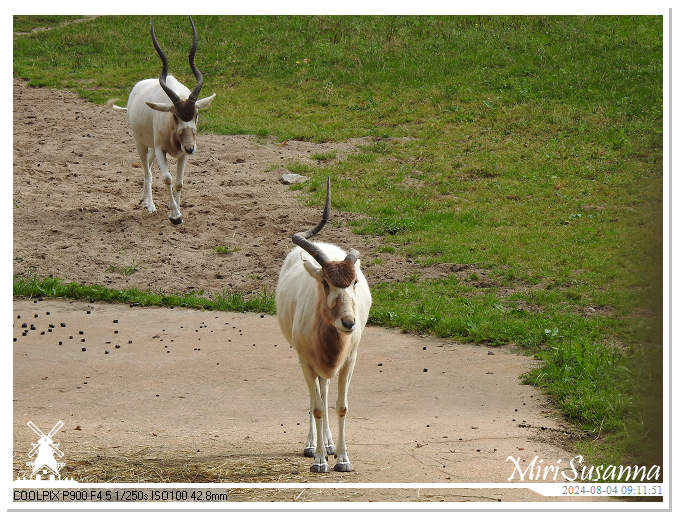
[279,172,308,185]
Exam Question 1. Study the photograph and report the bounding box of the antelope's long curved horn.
[188,16,203,101]
[150,18,180,105]
[292,177,332,267]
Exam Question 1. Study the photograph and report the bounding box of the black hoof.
[326,445,336,456]
[334,462,352,472]
[169,216,183,225]
[311,462,329,473]
[303,447,315,458]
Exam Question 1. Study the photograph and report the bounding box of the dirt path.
[12,299,592,502]
[13,79,458,297]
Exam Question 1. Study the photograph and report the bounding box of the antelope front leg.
[320,377,335,455]
[300,363,329,473]
[154,147,182,225]
[137,145,156,213]
[175,155,187,208]
[334,350,357,472]
[304,393,316,457]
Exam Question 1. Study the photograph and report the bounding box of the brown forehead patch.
[323,260,356,288]
[174,99,196,122]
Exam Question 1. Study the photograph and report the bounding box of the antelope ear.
[146,101,173,112]
[195,93,216,110]
[302,256,323,280]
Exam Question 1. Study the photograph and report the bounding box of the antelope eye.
[322,280,329,290]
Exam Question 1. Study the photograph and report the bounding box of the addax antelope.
[275,178,372,472]
[114,16,215,224]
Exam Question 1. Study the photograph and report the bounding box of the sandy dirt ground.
[13,79,462,297]
[12,299,594,502]
[13,81,602,503]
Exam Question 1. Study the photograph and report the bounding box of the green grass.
[13,15,663,470]
[13,15,83,34]
[311,151,337,161]
[106,262,141,275]
[214,245,238,254]
[14,276,275,314]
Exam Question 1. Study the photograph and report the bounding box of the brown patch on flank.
[313,319,349,378]
[323,260,356,288]
[309,283,351,378]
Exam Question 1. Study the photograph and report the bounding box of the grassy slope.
[13,15,662,469]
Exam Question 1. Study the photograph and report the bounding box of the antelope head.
[293,178,362,334]
[146,16,216,155]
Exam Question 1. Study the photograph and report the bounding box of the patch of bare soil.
[13,299,597,502]
[13,79,455,295]
[13,16,99,37]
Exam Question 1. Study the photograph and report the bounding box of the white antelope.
[275,178,372,472]
[114,16,216,224]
